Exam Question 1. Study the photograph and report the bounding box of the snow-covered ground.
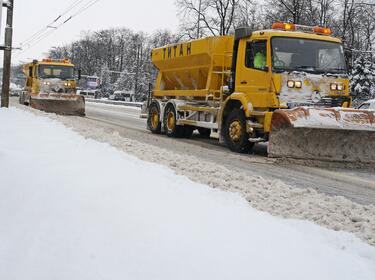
[86,100,142,110]
[1,107,375,279]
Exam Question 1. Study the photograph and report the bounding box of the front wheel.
[224,109,253,153]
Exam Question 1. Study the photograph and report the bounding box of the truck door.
[235,40,271,100]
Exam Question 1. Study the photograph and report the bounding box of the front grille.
[315,96,351,107]
[287,96,351,109]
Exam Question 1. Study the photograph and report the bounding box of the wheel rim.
[150,109,159,129]
[229,120,242,142]
[167,111,175,131]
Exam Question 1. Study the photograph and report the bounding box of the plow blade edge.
[268,107,375,163]
[30,94,85,116]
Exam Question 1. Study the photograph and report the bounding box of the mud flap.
[268,107,375,163]
[30,94,85,116]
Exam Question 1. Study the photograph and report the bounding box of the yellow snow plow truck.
[20,58,85,116]
[148,23,375,163]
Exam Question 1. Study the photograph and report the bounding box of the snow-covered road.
[82,100,375,206]
[1,107,375,280]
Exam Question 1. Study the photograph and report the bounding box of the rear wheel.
[148,102,161,134]
[224,109,253,153]
[163,104,184,137]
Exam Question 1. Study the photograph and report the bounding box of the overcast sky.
[7,0,179,64]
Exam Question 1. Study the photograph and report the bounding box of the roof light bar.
[272,22,332,36]
[42,58,71,64]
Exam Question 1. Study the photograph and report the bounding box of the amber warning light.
[313,26,332,35]
[272,22,296,31]
[272,23,332,36]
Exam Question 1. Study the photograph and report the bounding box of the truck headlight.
[337,84,344,91]
[330,83,345,91]
[294,81,302,88]
[287,80,302,88]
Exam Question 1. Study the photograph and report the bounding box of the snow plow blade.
[30,94,85,116]
[268,107,375,163]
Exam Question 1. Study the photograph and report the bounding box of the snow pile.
[291,107,375,131]
[1,107,375,279]
[10,82,22,91]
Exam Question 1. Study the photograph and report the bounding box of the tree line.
[47,0,375,100]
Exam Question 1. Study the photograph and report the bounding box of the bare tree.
[265,0,308,24]
[176,0,239,38]
[233,0,263,30]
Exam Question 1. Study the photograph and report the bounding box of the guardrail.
[85,98,143,108]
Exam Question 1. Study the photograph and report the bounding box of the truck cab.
[19,58,85,116]
[23,59,78,97]
[226,24,350,136]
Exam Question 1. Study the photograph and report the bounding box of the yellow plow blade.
[30,93,85,116]
[268,107,375,163]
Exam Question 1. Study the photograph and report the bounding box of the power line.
[15,0,101,58]
[19,0,85,47]
[70,0,100,18]
[60,0,86,17]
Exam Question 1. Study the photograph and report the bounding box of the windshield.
[38,65,74,80]
[271,37,347,74]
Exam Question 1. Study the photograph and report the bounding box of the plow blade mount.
[268,107,375,163]
[30,94,85,116]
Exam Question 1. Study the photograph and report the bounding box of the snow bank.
[1,107,375,279]
[44,108,375,247]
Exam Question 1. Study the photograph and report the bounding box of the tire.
[224,109,253,153]
[147,102,161,134]
[198,127,211,138]
[163,103,184,138]
[25,96,31,106]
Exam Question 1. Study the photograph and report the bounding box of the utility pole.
[1,0,14,108]
[134,40,142,98]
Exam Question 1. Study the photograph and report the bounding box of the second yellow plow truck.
[19,58,85,116]
[148,23,375,163]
